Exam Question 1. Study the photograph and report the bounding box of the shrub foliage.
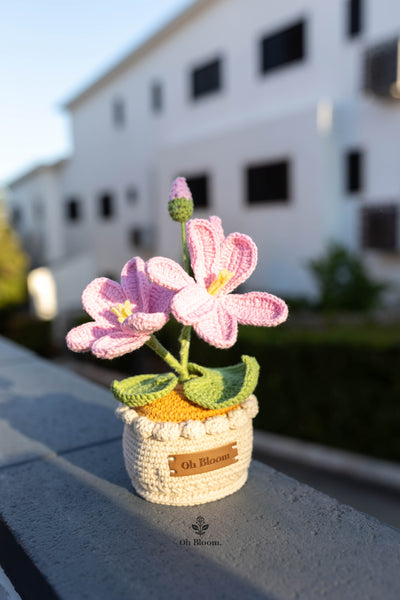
[309,243,385,312]
[0,199,28,310]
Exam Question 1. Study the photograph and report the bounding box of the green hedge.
[0,311,54,357]
[158,319,400,462]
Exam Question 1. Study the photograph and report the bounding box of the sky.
[0,0,193,186]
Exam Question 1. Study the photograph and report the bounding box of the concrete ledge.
[0,568,20,600]
[254,430,400,493]
[0,337,37,364]
[1,336,400,599]
[0,348,121,469]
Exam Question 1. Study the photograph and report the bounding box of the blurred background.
[1,0,400,480]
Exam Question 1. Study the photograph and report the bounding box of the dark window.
[151,82,163,112]
[260,21,305,74]
[362,205,397,251]
[12,207,22,227]
[191,58,222,99]
[247,161,290,204]
[184,175,209,208]
[66,198,80,221]
[126,187,138,204]
[130,228,143,246]
[99,193,114,218]
[347,0,363,38]
[346,150,363,193]
[112,98,125,127]
[364,39,398,98]
[129,226,154,249]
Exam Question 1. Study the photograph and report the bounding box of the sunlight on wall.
[27,267,58,320]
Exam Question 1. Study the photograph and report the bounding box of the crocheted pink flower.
[66,257,173,359]
[146,217,288,348]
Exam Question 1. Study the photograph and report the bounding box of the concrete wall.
[50,253,95,314]
[7,164,65,266]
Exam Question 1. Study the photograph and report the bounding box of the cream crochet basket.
[116,395,258,506]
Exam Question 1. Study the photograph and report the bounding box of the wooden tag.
[168,442,238,477]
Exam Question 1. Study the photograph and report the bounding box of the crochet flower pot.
[66,177,288,506]
[116,387,258,506]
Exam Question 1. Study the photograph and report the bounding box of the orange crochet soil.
[136,385,239,423]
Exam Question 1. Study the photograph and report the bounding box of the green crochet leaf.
[111,372,178,407]
[183,355,259,409]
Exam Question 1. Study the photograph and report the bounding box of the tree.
[0,196,29,310]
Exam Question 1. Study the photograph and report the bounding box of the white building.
[7,0,400,316]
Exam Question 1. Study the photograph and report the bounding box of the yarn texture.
[111,354,259,410]
[168,177,194,222]
[134,385,237,423]
[146,217,288,348]
[66,257,172,359]
[168,197,194,223]
[169,177,192,201]
[183,355,259,409]
[117,395,258,506]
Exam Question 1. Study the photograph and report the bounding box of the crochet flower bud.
[168,177,194,222]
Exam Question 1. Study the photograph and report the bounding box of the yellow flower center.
[207,269,235,296]
[111,299,133,323]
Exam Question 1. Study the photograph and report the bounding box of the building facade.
[7,0,400,316]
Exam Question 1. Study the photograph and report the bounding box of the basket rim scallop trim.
[115,395,258,442]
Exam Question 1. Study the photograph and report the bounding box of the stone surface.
[2,443,400,600]
[0,356,122,468]
[0,568,21,600]
[1,336,400,599]
[0,337,35,365]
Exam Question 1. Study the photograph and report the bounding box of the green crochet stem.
[146,221,193,381]
[146,335,185,378]
[181,221,190,272]
[178,220,192,381]
[179,325,191,381]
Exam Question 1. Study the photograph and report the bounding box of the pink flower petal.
[222,292,288,326]
[209,216,225,244]
[171,285,216,325]
[187,219,220,288]
[219,233,258,294]
[82,278,126,325]
[146,257,193,291]
[91,331,150,359]
[121,257,150,312]
[149,283,174,314]
[193,301,238,349]
[122,311,169,334]
[66,322,112,353]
